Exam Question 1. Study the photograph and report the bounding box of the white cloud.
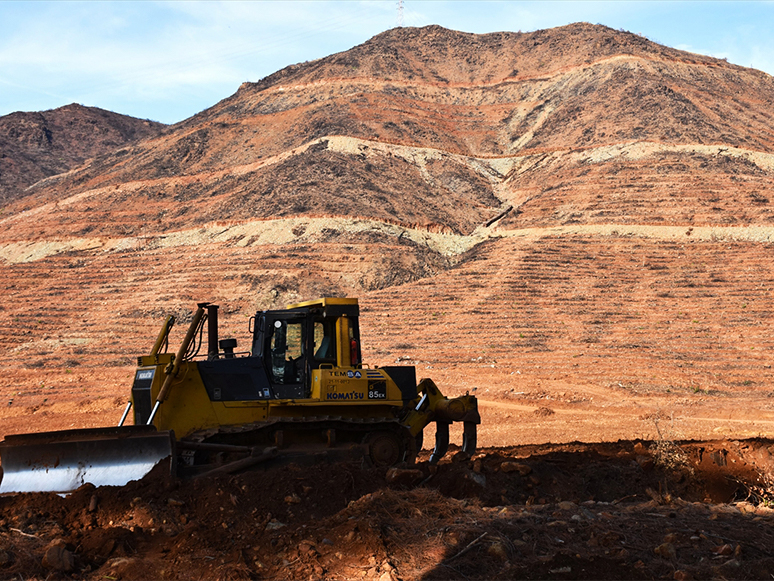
[0,1,397,121]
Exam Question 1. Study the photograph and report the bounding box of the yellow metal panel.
[210,402,269,426]
[311,369,323,398]
[315,368,403,405]
[321,367,367,402]
[222,401,267,408]
[138,354,174,366]
[145,362,268,439]
[267,402,399,418]
[336,316,351,368]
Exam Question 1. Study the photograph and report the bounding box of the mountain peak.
[240,21,734,98]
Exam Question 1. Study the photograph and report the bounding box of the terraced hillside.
[1,23,774,446]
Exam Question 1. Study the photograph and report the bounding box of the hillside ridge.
[240,23,748,95]
[0,103,165,203]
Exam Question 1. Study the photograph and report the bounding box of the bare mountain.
[1,23,774,446]
[6,23,774,238]
[0,103,165,203]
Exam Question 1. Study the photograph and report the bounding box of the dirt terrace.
[2,229,774,443]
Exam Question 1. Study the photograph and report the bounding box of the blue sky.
[1,1,772,125]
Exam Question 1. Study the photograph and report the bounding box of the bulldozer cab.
[137,298,362,407]
[250,298,361,398]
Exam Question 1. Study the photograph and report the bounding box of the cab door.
[264,315,308,399]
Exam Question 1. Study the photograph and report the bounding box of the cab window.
[313,320,336,363]
[268,320,304,384]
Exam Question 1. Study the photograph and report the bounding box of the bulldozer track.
[181,415,417,470]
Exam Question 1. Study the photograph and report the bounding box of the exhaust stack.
[207,304,219,360]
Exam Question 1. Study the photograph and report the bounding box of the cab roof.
[286,297,358,309]
[285,297,359,318]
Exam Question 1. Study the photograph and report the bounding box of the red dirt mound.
[1,438,773,580]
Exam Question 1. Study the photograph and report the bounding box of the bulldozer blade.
[0,425,174,494]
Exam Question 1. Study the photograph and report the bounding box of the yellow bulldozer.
[0,298,479,493]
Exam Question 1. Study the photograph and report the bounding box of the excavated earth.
[2,440,774,580]
[2,22,774,579]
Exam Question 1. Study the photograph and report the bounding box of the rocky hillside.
[0,104,164,204]
[1,23,774,442]
[9,24,774,237]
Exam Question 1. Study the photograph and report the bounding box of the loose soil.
[2,439,774,580]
